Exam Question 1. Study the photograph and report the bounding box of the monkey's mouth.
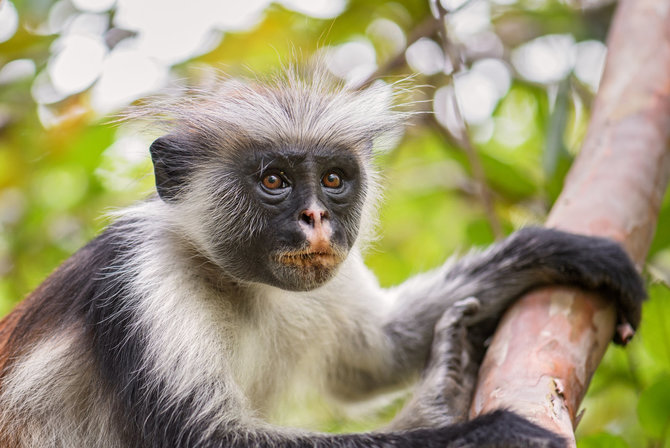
[274,248,345,268]
[271,247,348,290]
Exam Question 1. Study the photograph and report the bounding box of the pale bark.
[469,0,670,445]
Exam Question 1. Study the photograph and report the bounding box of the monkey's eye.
[322,172,342,189]
[261,173,288,191]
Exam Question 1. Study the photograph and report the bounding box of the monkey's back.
[0,225,137,448]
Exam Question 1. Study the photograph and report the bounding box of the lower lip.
[277,253,340,267]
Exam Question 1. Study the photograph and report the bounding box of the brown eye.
[322,172,342,189]
[262,173,286,190]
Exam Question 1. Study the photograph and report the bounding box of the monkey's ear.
[149,135,190,202]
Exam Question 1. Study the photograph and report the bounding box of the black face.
[210,144,367,291]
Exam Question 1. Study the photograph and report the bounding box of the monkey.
[0,66,645,448]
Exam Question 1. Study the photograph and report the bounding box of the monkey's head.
[144,66,407,291]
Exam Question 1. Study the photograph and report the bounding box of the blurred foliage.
[1,0,669,445]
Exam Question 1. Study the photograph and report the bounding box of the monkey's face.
[206,144,368,291]
[147,71,403,291]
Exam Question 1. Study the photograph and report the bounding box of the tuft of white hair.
[122,62,412,156]
[121,62,415,249]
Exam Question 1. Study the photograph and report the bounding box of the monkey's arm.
[327,227,644,419]
[96,302,564,448]
[123,376,565,448]
[207,410,565,448]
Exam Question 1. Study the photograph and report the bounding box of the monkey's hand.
[388,297,481,430]
[502,227,646,344]
[441,227,647,346]
[388,299,567,446]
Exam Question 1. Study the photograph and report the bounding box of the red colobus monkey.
[0,67,644,447]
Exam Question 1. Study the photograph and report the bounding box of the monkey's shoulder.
[0,224,138,362]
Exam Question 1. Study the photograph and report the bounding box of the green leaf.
[577,432,629,448]
[637,374,670,439]
[639,284,670,373]
[649,195,670,257]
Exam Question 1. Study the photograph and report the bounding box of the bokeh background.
[1,0,669,446]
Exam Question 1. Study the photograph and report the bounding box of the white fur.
[0,66,416,447]
[0,330,124,447]
[0,202,400,446]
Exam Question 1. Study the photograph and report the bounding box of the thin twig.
[354,17,441,90]
[445,0,480,15]
[447,89,504,238]
[354,0,503,238]
[430,0,504,239]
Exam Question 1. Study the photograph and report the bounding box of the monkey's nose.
[298,206,333,250]
[299,208,330,229]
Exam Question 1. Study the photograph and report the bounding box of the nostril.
[300,211,314,226]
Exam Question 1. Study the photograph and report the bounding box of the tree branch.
[469,0,670,445]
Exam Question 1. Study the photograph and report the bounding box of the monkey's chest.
[230,323,327,414]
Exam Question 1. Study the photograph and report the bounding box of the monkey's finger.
[453,297,480,316]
